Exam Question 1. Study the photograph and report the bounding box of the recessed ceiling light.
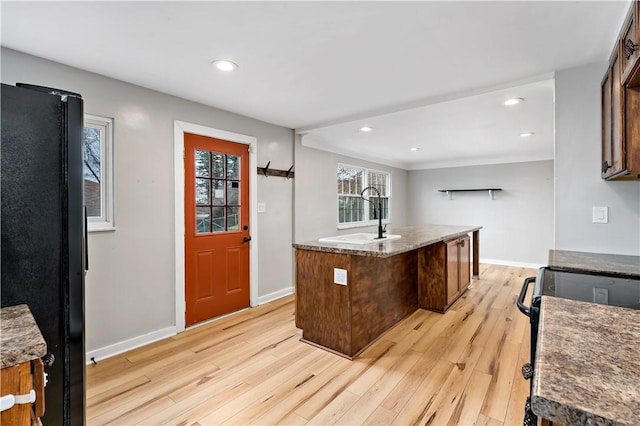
[410,147,419,151]
[360,126,373,132]
[504,98,524,106]
[520,132,535,137]
[211,60,238,72]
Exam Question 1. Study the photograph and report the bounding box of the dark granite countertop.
[293,224,481,258]
[548,249,640,278]
[532,296,640,425]
[1,304,47,368]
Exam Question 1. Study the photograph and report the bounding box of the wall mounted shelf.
[438,188,502,200]
[257,161,295,179]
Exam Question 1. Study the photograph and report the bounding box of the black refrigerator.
[1,83,87,425]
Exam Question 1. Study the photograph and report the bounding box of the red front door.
[184,132,250,326]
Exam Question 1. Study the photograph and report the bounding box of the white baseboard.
[86,325,177,364]
[257,287,294,305]
[480,258,544,270]
[87,288,294,364]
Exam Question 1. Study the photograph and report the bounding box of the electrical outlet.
[334,268,347,286]
[593,288,609,305]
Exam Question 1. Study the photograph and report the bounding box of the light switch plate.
[592,206,608,224]
[334,268,347,286]
[257,202,267,213]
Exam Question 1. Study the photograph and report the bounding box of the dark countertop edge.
[548,249,640,278]
[531,395,622,426]
[1,304,47,368]
[293,226,481,258]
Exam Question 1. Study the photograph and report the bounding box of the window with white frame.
[337,164,391,228]
[83,114,114,231]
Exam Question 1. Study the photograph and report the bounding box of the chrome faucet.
[360,186,385,239]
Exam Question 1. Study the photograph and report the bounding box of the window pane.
[83,127,102,217]
[212,180,225,205]
[227,181,239,205]
[212,207,225,232]
[367,197,389,220]
[196,207,211,233]
[195,150,210,177]
[196,178,210,205]
[227,207,239,231]
[337,167,364,196]
[212,153,225,178]
[340,196,364,223]
[368,171,388,196]
[227,155,240,179]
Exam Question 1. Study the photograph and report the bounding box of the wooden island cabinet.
[419,235,471,313]
[294,225,481,358]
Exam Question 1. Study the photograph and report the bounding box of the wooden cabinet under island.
[293,224,481,359]
[420,235,471,312]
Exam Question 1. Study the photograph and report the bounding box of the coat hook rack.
[262,161,271,177]
[257,162,295,179]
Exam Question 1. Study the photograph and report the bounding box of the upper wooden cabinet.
[621,2,640,84]
[601,0,640,180]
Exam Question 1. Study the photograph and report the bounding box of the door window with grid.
[337,164,391,228]
[195,150,241,233]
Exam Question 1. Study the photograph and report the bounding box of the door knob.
[242,236,252,243]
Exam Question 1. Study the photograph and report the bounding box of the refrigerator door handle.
[84,206,89,271]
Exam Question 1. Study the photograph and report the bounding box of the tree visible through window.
[83,114,114,230]
[83,126,102,216]
[337,164,391,227]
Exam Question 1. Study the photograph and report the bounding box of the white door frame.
[174,120,259,332]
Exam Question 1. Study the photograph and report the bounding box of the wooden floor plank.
[86,264,536,426]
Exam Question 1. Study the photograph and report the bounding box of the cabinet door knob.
[602,160,612,174]
[625,38,638,60]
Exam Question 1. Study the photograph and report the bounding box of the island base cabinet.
[295,249,417,358]
[419,235,471,313]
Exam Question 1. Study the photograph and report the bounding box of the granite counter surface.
[293,224,481,257]
[532,296,640,426]
[548,249,640,278]
[1,304,47,368]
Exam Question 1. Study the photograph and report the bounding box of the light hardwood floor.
[86,264,535,425]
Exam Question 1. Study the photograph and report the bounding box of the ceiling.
[0,1,630,170]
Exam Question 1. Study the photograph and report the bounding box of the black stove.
[516,267,640,426]
[534,267,640,310]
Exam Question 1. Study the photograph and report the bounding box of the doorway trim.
[174,120,258,332]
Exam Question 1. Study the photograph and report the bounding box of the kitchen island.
[532,296,640,425]
[293,224,481,358]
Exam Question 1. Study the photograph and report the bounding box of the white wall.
[555,62,640,255]
[294,137,408,242]
[1,48,295,357]
[407,161,554,266]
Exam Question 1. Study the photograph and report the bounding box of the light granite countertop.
[532,296,640,426]
[548,249,640,278]
[293,224,481,258]
[1,304,47,368]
